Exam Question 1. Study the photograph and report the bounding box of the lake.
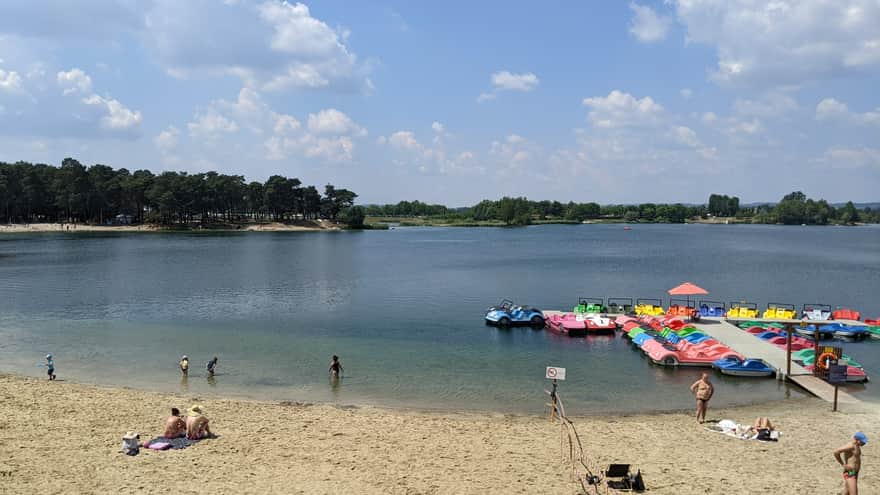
[1,223,878,413]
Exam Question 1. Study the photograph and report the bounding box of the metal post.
[549,379,558,422]
[785,323,792,378]
[833,385,839,412]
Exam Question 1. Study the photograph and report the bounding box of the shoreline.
[2,373,877,493]
[0,221,337,234]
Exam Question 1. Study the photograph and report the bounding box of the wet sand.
[0,221,333,234]
[1,374,877,494]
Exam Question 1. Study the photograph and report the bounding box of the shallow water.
[0,224,878,413]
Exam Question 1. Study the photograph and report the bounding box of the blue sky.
[0,0,878,205]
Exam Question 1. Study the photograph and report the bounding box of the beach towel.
[706,420,781,441]
[144,437,196,450]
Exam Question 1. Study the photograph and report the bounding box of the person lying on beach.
[748,417,774,432]
[185,405,212,440]
[206,356,218,377]
[179,355,189,377]
[329,355,344,377]
[834,431,867,495]
[163,408,186,438]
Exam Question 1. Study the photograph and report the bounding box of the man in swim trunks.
[689,373,713,424]
[163,407,186,438]
[834,431,866,495]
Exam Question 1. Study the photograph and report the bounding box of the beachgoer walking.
[834,431,867,495]
[179,355,189,377]
[185,404,212,440]
[689,373,713,423]
[329,355,344,377]
[45,354,56,380]
[163,407,186,438]
[206,356,218,377]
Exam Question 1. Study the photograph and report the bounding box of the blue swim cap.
[854,431,868,445]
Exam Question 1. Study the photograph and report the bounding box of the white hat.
[46,354,52,359]
[182,355,188,359]
[122,431,139,440]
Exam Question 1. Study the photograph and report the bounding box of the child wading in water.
[179,355,189,376]
[206,356,218,377]
[45,354,56,380]
[329,355,344,377]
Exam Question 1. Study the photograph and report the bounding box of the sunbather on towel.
[164,407,186,438]
[186,404,212,440]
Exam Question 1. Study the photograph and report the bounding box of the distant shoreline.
[366,216,869,228]
[0,221,338,234]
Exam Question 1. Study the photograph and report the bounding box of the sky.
[0,0,878,206]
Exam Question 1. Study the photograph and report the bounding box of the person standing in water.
[45,354,56,380]
[179,355,189,377]
[689,372,714,424]
[329,355,344,377]
[206,356,218,377]
[834,431,867,495]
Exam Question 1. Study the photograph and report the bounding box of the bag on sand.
[122,432,140,456]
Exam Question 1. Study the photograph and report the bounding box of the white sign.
[545,366,566,380]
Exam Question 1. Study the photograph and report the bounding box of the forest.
[0,159,363,227]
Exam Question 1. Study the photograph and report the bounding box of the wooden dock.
[690,318,860,404]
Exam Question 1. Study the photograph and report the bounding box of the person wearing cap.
[834,431,867,494]
[45,354,56,380]
[185,404,212,440]
[179,355,189,377]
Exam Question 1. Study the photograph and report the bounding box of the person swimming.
[329,355,344,377]
[179,355,189,377]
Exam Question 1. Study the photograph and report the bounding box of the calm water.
[1,224,878,413]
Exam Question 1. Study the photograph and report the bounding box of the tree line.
[366,191,879,226]
[0,158,362,226]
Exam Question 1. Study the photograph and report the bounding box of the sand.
[0,374,876,494]
[0,221,334,234]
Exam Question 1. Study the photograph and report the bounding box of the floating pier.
[687,318,860,404]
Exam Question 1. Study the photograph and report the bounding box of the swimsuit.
[843,469,858,480]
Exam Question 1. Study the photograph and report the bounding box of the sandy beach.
[0,222,334,234]
[0,374,876,494]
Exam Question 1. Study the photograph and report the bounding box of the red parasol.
[667,282,708,296]
[667,282,709,307]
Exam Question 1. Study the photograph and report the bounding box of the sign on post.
[546,366,566,381]
[828,364,847,385]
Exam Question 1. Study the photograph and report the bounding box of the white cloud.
[431,121,444,133]
[733,92,799,118]
[56,68,92,95]
[582,90,664,128]
[476,92,496,103]
[188,109,239,138]
[478,71,539,102]
[671,125,700,147]
[81,94,142,131]
[388,130,423,152]
[307,108,366,136]
[154,125,181,164]
[672,0,880,87]
[146,0,371,93]
[629,3,671,43]
[680,88,693,99]
[702,111,718,124]
[273,114,301,135]
[815,98,880,126]
[490,71,539,91]
[0,68,23,93]
[814,146,880,169]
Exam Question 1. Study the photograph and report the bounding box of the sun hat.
[182,355,188,359]
[46,354,52,359]
[188,404,204,417]
[854,431,868,445]
[122,431,140,440]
